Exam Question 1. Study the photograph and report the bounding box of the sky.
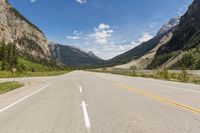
[9,0,192,59]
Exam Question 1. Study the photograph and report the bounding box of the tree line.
[0,41,18,71]
[0,41,70,72]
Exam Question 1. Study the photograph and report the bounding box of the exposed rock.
[115,31,173,69]
[0,0,50,60]
[148,0,200,69]
[156,0,200,55]
[157,17,180,35]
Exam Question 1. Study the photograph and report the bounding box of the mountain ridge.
[48,43,103,67]
[97,15,180,68]
[157,17,180,35]
[148,0,200,69]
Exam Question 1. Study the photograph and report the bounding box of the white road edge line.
[0,83,52,113]
[158,84,200,94]
[79,86,83,93]
[82,101,91,128]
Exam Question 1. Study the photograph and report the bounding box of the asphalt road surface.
[0,71,199,133]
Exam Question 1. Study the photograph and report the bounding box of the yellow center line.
[117,83,200,114]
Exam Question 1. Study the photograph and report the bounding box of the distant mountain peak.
[157,17,180,35]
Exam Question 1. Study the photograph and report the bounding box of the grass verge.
[0,71,69,78]
[89,68,200,85]
[0,82,23,94]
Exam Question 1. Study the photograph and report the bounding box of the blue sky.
[9,0,192,59]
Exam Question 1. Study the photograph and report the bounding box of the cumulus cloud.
[86,32,153,59]
[131,33,153,45]
[89,23,114,45]
[66,29,153,59]
[66,30,83,40]
[75,0,87,4]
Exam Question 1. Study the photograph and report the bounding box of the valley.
[0,0,200,132]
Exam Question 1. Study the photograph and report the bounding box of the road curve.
[0,71,199,133]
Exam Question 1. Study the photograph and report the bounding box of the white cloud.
[89,23,114,45]
[66,36,80,40]
[66,30,83,40]
[98,23,110,30]
[66,29,153,60]
[86,32,153,59]
[74,30,83,36]
[30,0,36,3]
[86,43,135,60]
[75,0,87,4]
[131,33,153,45]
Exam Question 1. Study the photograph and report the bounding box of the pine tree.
[1,41,7,70]
[0,41,18,70]
[11,44,18,68]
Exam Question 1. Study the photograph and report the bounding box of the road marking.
[133,78,200,94]
[82,101,91,129]
[79,86,83,93]
[158,84,200,94]
[0,83,52,113]
[117,83,200,114]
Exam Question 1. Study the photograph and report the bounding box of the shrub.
[130,66,137,76]
[172,47,200,69]
[147,52,177,69]
[178,70,189,82]
[159,68,170,80]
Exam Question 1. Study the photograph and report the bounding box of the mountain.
[0,0,102,69]
[105,35,163,66]
[148,0,200,69]
[157,17,180,35]
[0,0,50,61]
[115,31,174,69]
[48,43,103,67]
[98,16,179,68]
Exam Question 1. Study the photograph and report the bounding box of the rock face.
[115,32,173,69]
[157,0,200,55]
[148,0,200,69]
[157,17,180,35]
[0,0,50,60]
[101,17,178,68]
[49,43,103,67]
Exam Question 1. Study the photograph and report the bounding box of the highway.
[0,71,199,133]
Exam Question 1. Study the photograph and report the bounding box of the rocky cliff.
[157,17,180,35]
[156,0,200,55]
[148,0,200,69]
[0,0,50,60]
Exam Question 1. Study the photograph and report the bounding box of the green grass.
[0,58,70,78]
[0,82,23,94]
[0,71,13,78]
[25,71,69,77]
[0,70,69,78]
[17,58,53,72]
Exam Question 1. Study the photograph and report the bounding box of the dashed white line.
[82,101,91,128]
[79,86,83,93]
[0,83,52,113]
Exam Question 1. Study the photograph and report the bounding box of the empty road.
[0,71,199,133]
